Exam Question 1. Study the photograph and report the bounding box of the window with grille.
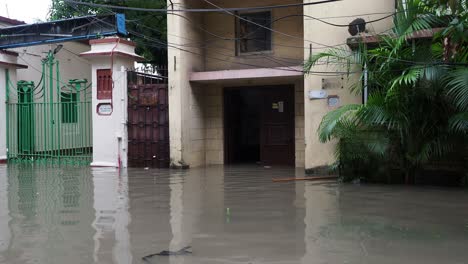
[61,92,78,123]
[237,11,272,54]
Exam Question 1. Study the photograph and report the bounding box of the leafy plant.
[305,0,467,184]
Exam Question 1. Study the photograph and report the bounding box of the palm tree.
[305,0,468,184]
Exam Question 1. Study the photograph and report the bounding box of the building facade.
[167,0,395,170]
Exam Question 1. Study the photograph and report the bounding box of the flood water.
[0,165,468,264]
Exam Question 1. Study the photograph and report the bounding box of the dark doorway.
[224,86,295,166]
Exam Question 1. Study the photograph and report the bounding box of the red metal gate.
[127,71,169,168]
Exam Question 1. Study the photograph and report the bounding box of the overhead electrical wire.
[63,1,467,76]
[58,5,328,75]
[63,0,342,13]
[60,0,395,52]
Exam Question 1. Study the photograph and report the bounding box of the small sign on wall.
[308,90,328,99]
[97,103,113,116]
[322,76,344,89]
[272,101,285,113]
[278,101,284,113]
[327,95,340,108]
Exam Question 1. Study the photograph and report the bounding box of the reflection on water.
[0,165,468,264]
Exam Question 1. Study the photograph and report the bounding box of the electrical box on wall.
[328,95,340,108]
[322,76,344,89]
[308,90,328,99]
[97,69,113,100]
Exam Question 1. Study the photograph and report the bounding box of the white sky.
[1,0,51,23]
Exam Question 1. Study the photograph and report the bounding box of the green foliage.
[49,0,168,65]
[305,0,468,184]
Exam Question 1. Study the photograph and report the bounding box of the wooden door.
[260,86,295,166]
[127,72,169,168]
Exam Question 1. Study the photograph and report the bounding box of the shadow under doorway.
[224,86,295,166]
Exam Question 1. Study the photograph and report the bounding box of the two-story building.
[167,0,395,170]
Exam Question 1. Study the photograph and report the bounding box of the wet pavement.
[0,165,468,264]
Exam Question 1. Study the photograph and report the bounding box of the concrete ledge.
[0,60,28,69]
[91,161,118,168]
[190,66,303,83]
[170,164,190,170]
[89,38,136,47]
[80,51,144,61]
[305,165,336,176]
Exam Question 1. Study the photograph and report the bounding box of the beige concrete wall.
[204,86,224,165]
[201,0,304,71]
[0,61,18,161]
[303,0,395,170]
[189,84,207,166]
[13,42,91,86]
[168,0,394,169]
[295,81,305,167]
[168,0,206,168]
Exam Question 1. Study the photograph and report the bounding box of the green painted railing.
[5,52,93,165]
[6,101,93,165]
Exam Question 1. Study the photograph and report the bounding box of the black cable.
[64,0,341,13]
[66,1,468,72]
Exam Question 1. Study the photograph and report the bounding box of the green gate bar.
[5,52,93,165]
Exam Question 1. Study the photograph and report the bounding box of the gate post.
[80,38,143,168]
[0,51,27,163]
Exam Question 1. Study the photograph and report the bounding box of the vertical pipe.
[76,82,82,155]
[56,61,61,162]
[363,63,368,104]
[42,61,47,157]
[49,53,54,157]
[5,69,10,160]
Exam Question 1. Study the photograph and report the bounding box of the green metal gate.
[5,51,92,165]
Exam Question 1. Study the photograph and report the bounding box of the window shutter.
[97,69,113,100]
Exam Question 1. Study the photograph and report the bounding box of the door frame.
[223,85,295,166]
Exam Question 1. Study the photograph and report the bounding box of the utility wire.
[64,0,342,13]
[59,5,331,75]
[201,0,341,49]
[65,2,468,74]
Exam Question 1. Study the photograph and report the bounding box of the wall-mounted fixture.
[308,90,328,100]
[327,95,340,108]
[322,76,344,89]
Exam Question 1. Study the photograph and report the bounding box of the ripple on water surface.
[0,165,468,264]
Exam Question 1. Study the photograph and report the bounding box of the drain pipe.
[363,63,368,104]
[117,135,122,170]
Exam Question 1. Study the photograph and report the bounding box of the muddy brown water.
[0,165,468,264]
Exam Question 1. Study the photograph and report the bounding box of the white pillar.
[0,51,26,162]
[0,166,11,255]
[80,38,143,168]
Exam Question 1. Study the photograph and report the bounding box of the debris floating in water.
[272,176,338,183]
[142,246,192,262]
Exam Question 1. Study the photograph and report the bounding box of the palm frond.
[449,112,468,133]
[390,67,423,90]
[304,48,362,75]
[446,68,468,111]
[317,104,361,142]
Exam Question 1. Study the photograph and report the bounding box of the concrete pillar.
[0,51,26,163]
[303,0,395,171]
[0,166,11,256]
[167,0,205,168]
[80,38,143,168]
